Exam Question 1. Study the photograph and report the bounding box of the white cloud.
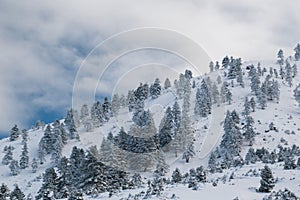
[0,0,299,135]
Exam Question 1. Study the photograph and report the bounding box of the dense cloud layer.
[0,0,299,136]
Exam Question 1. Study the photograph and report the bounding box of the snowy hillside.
[1,47,300,200]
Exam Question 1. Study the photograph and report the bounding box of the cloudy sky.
[0,0,299,137]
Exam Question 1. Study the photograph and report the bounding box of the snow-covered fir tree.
[277,49,284,65]
[10,124,20,141]
[111,93,121,116]
[220,111,242,157]
[164,78,171,89]
[102,96,112,121]
[293,83,300,108]
[0,183,10,200]
[182,141,195,163]
[10,185,25,200]
[9,160,20,176]
[150,78,161,99]
[194,80,212,117]
[2,145,13,165]
[20,141,29,169]
[209,61,214,72]
[294,43,300,61]
[258,165,275,193]
[31,158,38,173]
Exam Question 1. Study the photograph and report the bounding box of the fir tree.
[31,158,38,173]
[155,150,169,176]
[0,183,10,200]
[257,89,267,110]
[258,165,275,193]
[277,49,284,65]
[36,168,59,199]
[208,151,217,173]
[10,185,25,200]
[21,129,28,144]
[171,168,182,183]
[20,142,29,169]
[164,78,171,89]
[111,94,121,116]
[150,78,161,99]
[285,61,293,87]
[215,61,220,70]
[293,83,300,108]
[250,97,256,112]
[9,160,20,176]
[102,96,112,121]
[2,145,13,165]
[294,43,300,61]
[80,104,89,119]
[194,80,212,117]
[220,111,242,157]
[209,61,214,72]
[182,141,195,163]
[245,147,257,164]
[10,125,20,141]
[243,115,255,146]
[211,83,220,105]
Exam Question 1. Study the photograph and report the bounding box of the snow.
[1,57,300,199]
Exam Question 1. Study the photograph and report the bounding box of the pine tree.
[250,73,260,95]
[182,141,195,163]
[69,120,79,141]
[9,160,20,176]
[20,142,29,169]
[164,78,171,89]
[222,56,230,68]
[80,104,89,119]
[194,80,211,117]
[150,78,161,99]
[208,151,217,173]
[158,107,175,148]
[220,82,232,104]
[215,61,220,70]
[245,147,257,164]
[285,61,293,87]
[211,83,220,105]
[220,111,242,157]
[258,165,275,193]
[257,89,267,110]
[31,158,38,173]
[155,150,169,175]
[65,109,80,128]
[10,185,25,200]
[111,94,121,116]
[277,49,284,65]
[250,97,256,112]
[171,168,182,183]
[91,101,105,127]
[292,64,298,78]
[10,125,20,141]
[294,43,300,61]
[209,61,214,72]
[0,183,10,200]
[242,97,250,117]
[36,168,59,199]
[102,96,112,121]
[243,115,255,146]
[2,145,13,165]
[172,101,181,135]
[294,84,300,108]
[236,70,244,88]
[21,129,28,144]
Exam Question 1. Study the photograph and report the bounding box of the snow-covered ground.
[1,56,300,200]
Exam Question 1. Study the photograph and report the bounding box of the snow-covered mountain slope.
[1,55,300,200]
